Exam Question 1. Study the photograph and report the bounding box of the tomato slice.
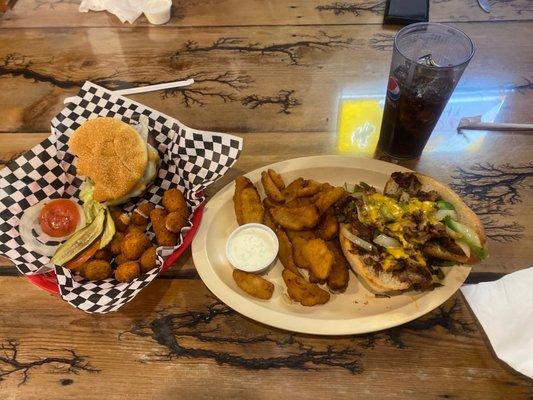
[64,240,101,271]
[39,199,80,237]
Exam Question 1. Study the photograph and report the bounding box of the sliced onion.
[19,200,85,258]
[340,226,375,252]
[399,191,410,203]
[356,204,365,221]
[344,183,355,192]
[435,209,457,221]
[445,226,462,240]
[373,234,401,248]
[341,227,375,251]
[455,240,471,258]
[343,183,363,198]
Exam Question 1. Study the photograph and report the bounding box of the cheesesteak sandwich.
[336,172,487,293]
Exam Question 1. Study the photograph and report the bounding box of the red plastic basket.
[26,204,204,295]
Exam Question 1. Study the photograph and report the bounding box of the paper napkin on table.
[79,0,147,24]
[461,267,533,378]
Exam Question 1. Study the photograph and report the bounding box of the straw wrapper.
[0,82,242,313]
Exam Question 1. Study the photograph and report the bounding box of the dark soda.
[377,81,451,159]
[377,23,474,159]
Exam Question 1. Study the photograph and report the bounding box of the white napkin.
[461,267,533,378]
[79,0,147,24]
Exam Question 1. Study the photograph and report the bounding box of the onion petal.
[455,240,471,258]
[373,234,401,248]
[340,225,375,252]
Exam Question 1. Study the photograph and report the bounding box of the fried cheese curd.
[109,232,124,255]
[140,246,157,272]
[121,232,150,260]
[115,261,141,283]
[162,189,188,213]
[81,260,112,281]
[150,208,179,246]
[131,202,155,226]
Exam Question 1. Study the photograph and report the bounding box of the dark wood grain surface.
[0,1,532,398]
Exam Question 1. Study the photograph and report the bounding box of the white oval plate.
[192,156,471,335]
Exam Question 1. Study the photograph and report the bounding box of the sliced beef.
[435,236,464,255]
[417,189,440,202]
[403,217,431,244]
[391,172,441,202]
[393,259,433,290]
[349,220,374,242]
[391,172,421,195]
[429,223,447,239]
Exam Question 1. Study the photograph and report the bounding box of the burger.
[68,117,160,205]
[336,172,487,293]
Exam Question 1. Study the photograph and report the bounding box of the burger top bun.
[69,117,148,203]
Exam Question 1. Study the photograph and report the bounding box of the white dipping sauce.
[227,227,277,271]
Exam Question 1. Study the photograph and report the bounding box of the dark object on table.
[384,0,429,25]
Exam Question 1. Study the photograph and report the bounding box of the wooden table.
[1,1,532,398]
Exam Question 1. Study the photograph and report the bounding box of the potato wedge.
[286,230,316,241]
[286,230,316,270]
[283,178,323,202]
[297,179,323,198]
[263,208,278,231]
[263,197,283,211]
[283,178,305,202]
[314,186,347,215]
[317,207,339,240]
[275,228,301,277]
[284,197,313,208]
[261,171,286,202]
[268,169,285,191]
[233,175,264,225]
[302,238,333,280]
[233,270,274,300]
[241,188,265,224]
[308,269,325,284]
[270,204,319,231]
[233,176,251,225]
[291,236,310,270]
[282,269,330,306]
[326,241,350,292]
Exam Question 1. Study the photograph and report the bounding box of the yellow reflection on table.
[336,97,383,156]
[337,90,505,156]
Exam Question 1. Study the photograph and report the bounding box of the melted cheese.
[360,192,438,266]
[382,256,399,271]
[362,193,437,227]
[387,247,408,259]
[414,253,427,267]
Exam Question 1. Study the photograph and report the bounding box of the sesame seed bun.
[69,118,148,203]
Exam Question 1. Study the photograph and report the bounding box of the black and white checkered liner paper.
[0,81,242,314]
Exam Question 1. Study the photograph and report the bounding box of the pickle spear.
[99,208,116,249]
[51,209,105,266]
